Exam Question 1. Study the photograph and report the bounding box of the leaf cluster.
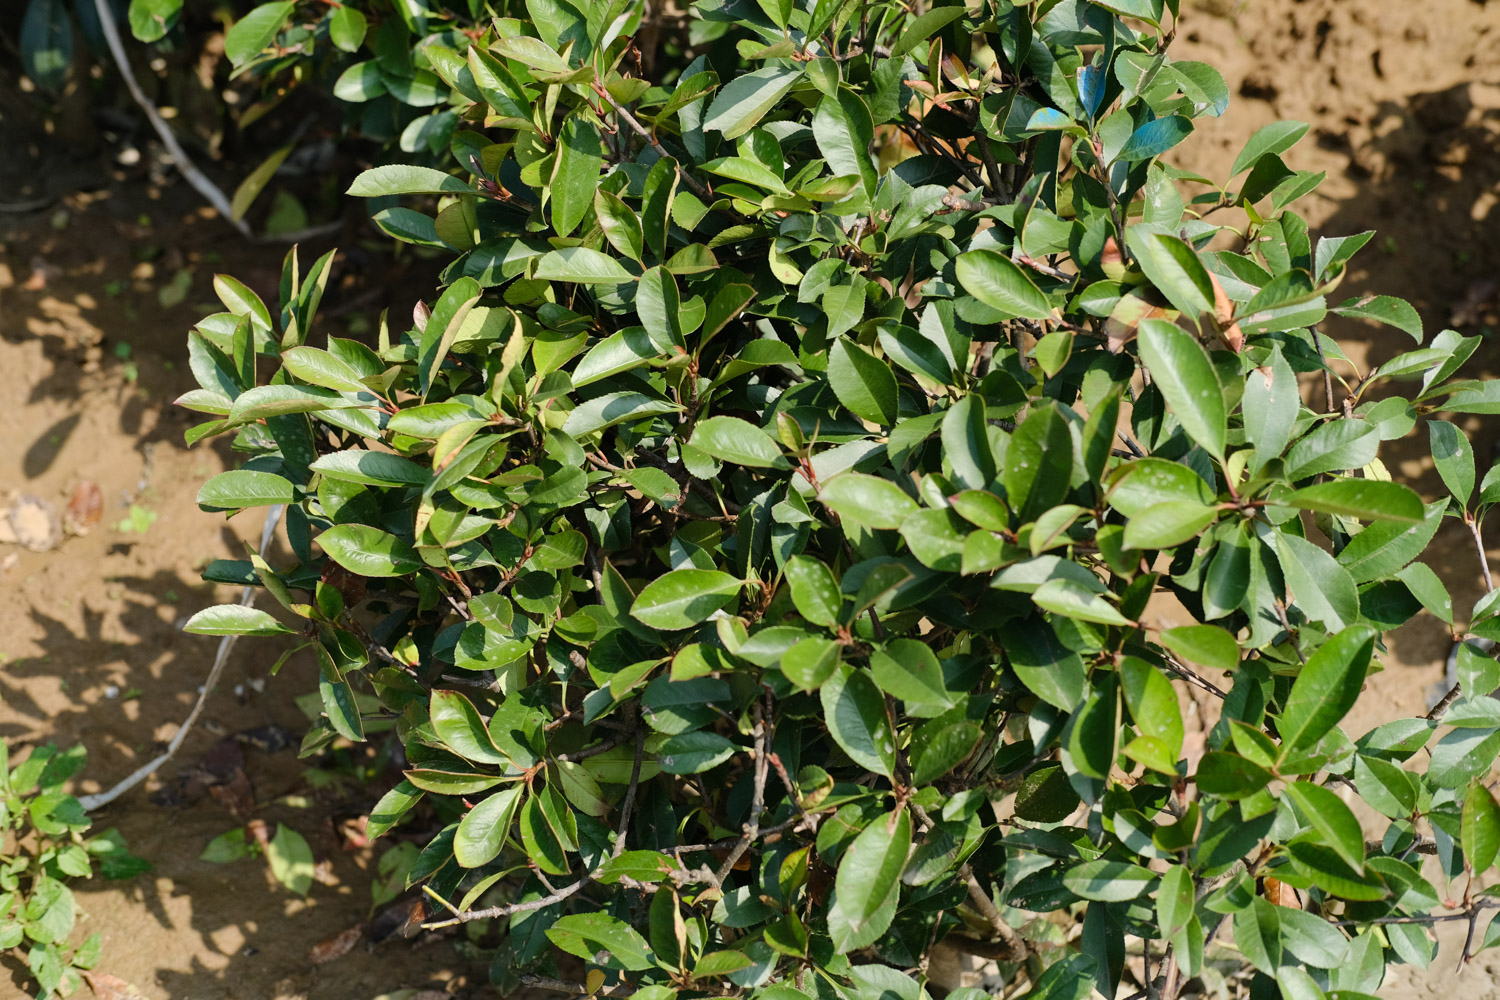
[177,2,1500,999]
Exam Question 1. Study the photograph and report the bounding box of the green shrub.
[181,2,1500,998]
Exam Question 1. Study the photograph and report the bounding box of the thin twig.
[1427,682,1463,721]
[1160,653,1229,700]
[520,974,634,998]
[80,506,283,810]
[592,83,714,201]
[1310,330,1336,413]
[912,802,1027,960]
[1470,516,1494,592]
[423,728,646,930]
[92,0,252,238]
[713,703,769,884]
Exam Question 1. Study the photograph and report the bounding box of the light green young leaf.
[183,605,295,637]
[225,2,293,67]
[347,164,477,197]
[266,823,314,896]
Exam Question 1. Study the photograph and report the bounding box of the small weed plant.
[0,744,149,998]
[174,1,1500,998]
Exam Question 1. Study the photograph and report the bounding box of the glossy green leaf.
[1136,319,1225,459]
[829,808,910,951]
[658,731,737,774]
[454,784,522,868]
[225,1,292,67]
[547,912,654,971]
[627,568,742,631]
[821,664,895,778]
[954,250,1053,320]
[197,470,294,509]
[1430,419,1475,508]
[819,474,918,530]
[1464,782,1500,873]
[1280,479,1423,523]
[183,604,294,637]
[318,524,423,577]
[691,416,789,469]
[310,450,430,488]
[828,339,898,426]
[702,66,802,139]
[1284,780,1365,872]
[1063,860,1156,902]
[785,556,842,628]
[1278,625,1375,756]
[1159,625,1239,672]
[431,690,509,765]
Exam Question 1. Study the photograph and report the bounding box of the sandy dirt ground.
[2,0,1500,996]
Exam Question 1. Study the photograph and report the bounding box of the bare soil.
[1,0,1499,996]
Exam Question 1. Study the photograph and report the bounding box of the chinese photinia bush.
[179,1,1500,998]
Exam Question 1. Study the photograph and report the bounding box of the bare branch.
[592,83,714,202]
[92,0,252,238]
[713,703,769,884]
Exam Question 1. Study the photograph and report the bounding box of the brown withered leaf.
[308,924,365,964]
[247,818,272,848]
[206,768,256,819]
[1105,292,1171,355]
[1260,876,1302,909]
[64,481,104,535]
[370,896,427,944]
[82,971,152,1000]
[339,814,371,851]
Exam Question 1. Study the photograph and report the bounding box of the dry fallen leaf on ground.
[82,971,152,1000]
[308,923,365,964]
[64,480,105,535]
